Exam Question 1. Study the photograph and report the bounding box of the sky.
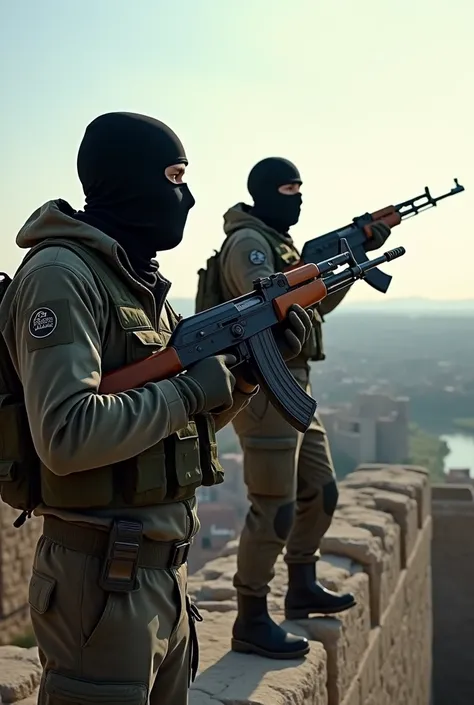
[1,0,472,303]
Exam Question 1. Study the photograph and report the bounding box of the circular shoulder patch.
[248,250,266,265]
[28,307,58,339]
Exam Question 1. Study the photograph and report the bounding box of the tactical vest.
[195,226,325,362]
[0,241,224,526]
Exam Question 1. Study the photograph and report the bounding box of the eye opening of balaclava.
[247,156,302,234]
[74,111,195,285]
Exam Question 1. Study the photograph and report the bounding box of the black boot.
[231,593,310,659]
[285,563,356,620]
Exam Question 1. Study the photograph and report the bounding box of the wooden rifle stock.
[99,346,183,395]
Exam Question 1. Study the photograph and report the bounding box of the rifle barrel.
[325,246,406,294]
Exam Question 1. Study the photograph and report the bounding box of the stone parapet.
[187,464,432,705]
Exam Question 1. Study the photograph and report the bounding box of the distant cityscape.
[319,390,409,466]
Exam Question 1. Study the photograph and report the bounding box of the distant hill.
[169,298,196,318]
[338,298,474,316]
[169,297,474,318]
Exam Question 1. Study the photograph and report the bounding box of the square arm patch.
[25,298,74,352]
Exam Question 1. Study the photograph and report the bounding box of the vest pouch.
[41,464,116,508]
[0,459,41,511]
[126,443,168,505]
[194,414,224,486]
[167,423,202,501]
[0,394,41,511]
[127,329,164,364]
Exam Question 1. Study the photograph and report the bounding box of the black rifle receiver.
[100,240,406,432]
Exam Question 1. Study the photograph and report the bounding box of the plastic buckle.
[99,520,143,592]
[170,541,191,568]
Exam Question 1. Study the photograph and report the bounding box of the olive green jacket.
[219,203,350,365]
[0,200,253,539]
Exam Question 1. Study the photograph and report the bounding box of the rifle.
[301,178,464,294]
[99,240,405,432]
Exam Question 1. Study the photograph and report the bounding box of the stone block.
[0,646,41,703]
[346,464,430,528]
[320,519,384,626]
[334,505,400,622]
[356,629,381,705]
[347,486,418,567]
[288,573,370,705]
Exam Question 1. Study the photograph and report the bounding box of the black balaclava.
[74,112,195,286]
[247,157,302,234]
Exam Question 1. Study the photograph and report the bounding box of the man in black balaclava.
[195,156,391,660]
[2,116,311,704]
[74,111,196,286]
[248,156,302,233]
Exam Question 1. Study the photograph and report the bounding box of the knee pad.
[322,481,339,517]
[274,501,296,540]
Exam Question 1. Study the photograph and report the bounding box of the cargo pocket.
[171,424,203,501]
[186,596,203,684]
[194,414,224,487]
[29,569,55,614]
[241,436,298,498]
[44,670,148,705]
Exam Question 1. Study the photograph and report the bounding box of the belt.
[43,516,191,592]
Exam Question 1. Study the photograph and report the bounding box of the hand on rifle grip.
[171,354,237,415]
[275,304,314,361]
[364,221,392,252]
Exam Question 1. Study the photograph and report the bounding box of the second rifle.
[99,240,406,432]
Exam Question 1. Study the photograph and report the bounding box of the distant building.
[217,453,248,515]
[319,390,409,468]
[189,452,247,573]
[188,501,241,573]
[445,468,473,485]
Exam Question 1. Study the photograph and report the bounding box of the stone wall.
[0,505,42,645]
[188,464,432,705]
[0,464,433,704]
[431,483,474,705]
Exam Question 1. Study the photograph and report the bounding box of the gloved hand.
[274,303,314,361]
[237,304,314,386]
[171,354,237,415]
[364,222,391,252]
